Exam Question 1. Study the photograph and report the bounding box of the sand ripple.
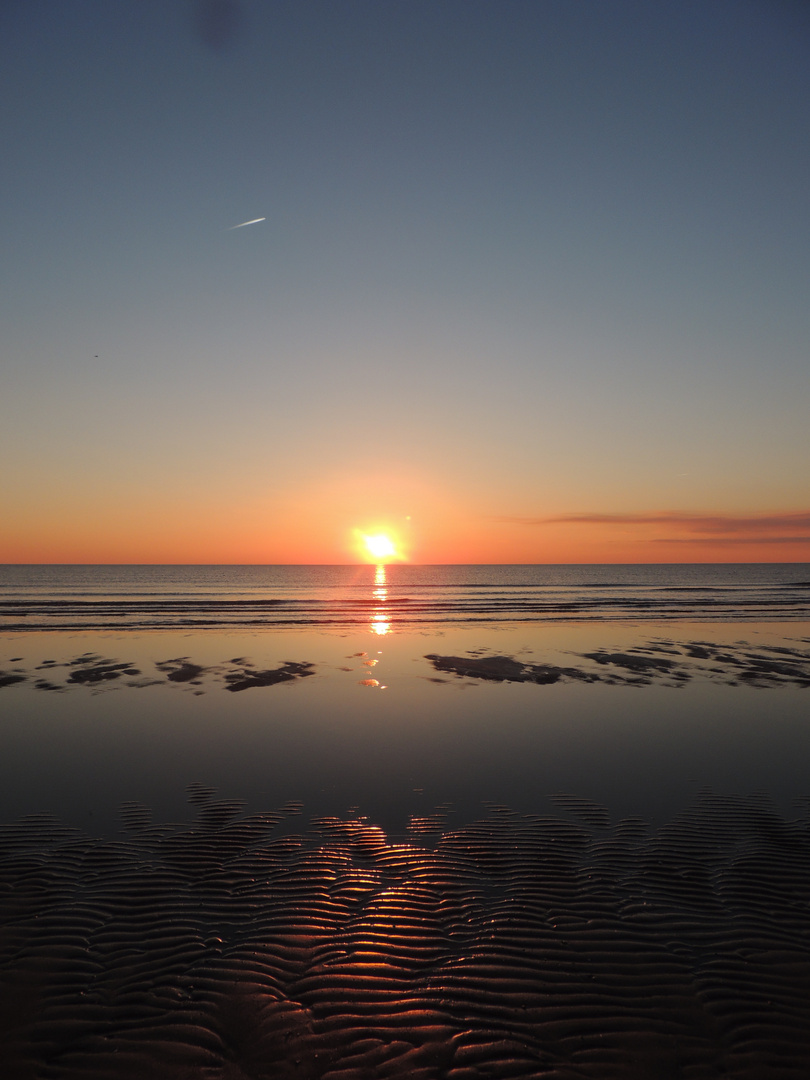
[3,792,810,1076]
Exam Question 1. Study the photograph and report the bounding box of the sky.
[1,0,808,564]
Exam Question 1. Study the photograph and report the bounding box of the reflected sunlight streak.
[371,564,390,635]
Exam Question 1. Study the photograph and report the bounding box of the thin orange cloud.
[498,511,810,544]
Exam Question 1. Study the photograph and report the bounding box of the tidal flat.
[1,620,809,1076]
[1,621,809,832]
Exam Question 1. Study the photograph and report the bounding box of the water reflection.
[371,564,390,636]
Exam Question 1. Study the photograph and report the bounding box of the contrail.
[228,217,266,229]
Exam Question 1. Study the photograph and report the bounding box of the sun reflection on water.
[371,564,390,635]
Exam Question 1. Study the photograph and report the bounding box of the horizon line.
[2,560,809,568]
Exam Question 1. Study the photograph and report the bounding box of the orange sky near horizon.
[2,443,808,565]
[3,484,808,565]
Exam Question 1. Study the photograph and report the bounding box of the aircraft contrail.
[228,217,266,229]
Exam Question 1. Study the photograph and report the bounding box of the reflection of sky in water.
[1,620,809,836]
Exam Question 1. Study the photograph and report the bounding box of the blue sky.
[2,0,809,561]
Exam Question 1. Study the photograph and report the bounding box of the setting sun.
[351,521,410,564]
[362,533,397,561]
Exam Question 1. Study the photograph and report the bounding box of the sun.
[352,523,408,563]
[362,533,397,561]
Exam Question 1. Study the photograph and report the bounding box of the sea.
[1,561,809,630]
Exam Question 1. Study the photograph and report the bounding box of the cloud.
[497,511,810,544]
[650,535,810,544]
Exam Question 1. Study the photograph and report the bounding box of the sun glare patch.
[362,533,396,561]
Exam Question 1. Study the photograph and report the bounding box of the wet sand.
[1,622,809,1074]
[3,790,810,1077]
[3,632,809,696]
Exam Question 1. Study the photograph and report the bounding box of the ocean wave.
[1,565,808,629]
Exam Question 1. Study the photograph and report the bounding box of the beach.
[2,566,810,1075]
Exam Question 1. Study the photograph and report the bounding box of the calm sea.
[1,562,809,630]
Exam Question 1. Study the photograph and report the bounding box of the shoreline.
[3,619,810,687]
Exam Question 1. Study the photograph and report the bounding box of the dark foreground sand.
[3,790,810,1078]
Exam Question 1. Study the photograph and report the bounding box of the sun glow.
[352,521,409,565]
[362,533,397,561]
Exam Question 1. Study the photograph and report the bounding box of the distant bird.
[228,217,266,230]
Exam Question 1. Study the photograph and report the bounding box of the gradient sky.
[2,0,808,563]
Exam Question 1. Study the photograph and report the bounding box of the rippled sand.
[3,791,810,1077]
